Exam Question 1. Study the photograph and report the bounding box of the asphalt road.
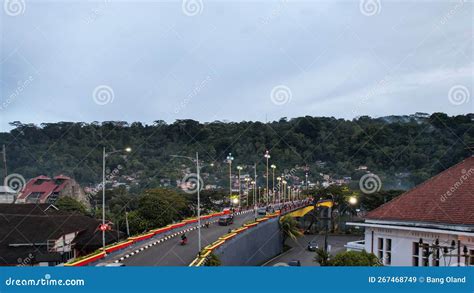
[122,210,257,266]
[264,234,363,266]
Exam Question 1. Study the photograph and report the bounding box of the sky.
[1,0,473,131]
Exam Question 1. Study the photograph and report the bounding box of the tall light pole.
[264,150,270,206]
[282,180,287,203]
[276,176,281,205]
[226,153,234,206]
[236,165,243,210]
[270,164,276,204]
[170,153,213,253]
[305,172,309,192]
[102,146,132,253]
[244,177,250,208]
[253,163,257,219]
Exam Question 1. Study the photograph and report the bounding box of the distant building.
[0,186,16,203]
[15,175,89,207]
[347,156,474,266]
[0,204,121,266]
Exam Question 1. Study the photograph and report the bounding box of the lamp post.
[171,153,213,253]
[244,177,250,208]
[264,150,271,206]
[236,166,243,210]
[305,172,309,192]
[102,146,132,253]
[276,176,281,205]
[253,163,257,219]
[270,164,276,204]
[226,153,234,206]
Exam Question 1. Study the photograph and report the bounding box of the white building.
[347,156,474,267]
[0,186,16,203]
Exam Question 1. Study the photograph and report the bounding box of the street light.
[276,176,282,205]
[349,196,358,205]
[170,153,213,253]
[237,166,243,210]
[264,150,271,206]
[270,164,276,204]
[244,177,251,208]
[102,146,132,253]
[226,153,234,206]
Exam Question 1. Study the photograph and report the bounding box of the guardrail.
[65,210,231,267]
[189,200,311,266]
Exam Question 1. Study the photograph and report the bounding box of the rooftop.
[365,156,474,226]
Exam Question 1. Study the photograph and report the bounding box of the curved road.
[122,210,256,266]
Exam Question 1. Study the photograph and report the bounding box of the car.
[287,260,301,266]
[257,208,267,215]
[218,215,234,226]
[307,241,318,251]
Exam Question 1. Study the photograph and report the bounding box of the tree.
[329,250,381,266]
[314,248,331,266]
[205,253,221,266]
[280,215,302,246]
[55,196,87,215]
[128,188,190,234]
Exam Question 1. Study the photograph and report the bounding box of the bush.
[330,250,381,266]
[205,253,221,266]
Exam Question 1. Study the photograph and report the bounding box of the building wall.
[0,193,16,203]
[364,227,474,266]
[214,218,283,266]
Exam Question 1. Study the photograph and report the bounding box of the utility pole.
[2,144,7,181]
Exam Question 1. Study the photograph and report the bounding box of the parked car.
[307,241,318,251]
[288,260,301,266]
[257,207,267,215]
[218,215,234,226]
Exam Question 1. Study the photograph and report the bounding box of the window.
[378,238,384,260]
[412,242,420,266]
[385,239,392,265]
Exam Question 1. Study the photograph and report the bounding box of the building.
[347,156,474,266]
[0,203,120,266]
[0,186,16,203]
[15,175,89,207]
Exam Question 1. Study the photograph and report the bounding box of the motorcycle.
[180,237,188,246]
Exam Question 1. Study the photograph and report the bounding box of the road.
[264,234,363,266]
[122,210,257,266]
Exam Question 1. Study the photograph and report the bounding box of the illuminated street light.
[226,153,234,206]
[270,164,276,204]
[236,165,243,210]
[264,150,271,206]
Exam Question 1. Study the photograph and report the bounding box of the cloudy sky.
[1,0,472,131]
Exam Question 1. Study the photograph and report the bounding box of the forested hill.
[1,112,473,190]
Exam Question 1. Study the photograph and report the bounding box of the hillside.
[1,112,472,190]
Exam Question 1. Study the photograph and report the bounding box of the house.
[0,203,121,266]
[15,175,89,207]
[347,156,474,266]
[0,186,16,203]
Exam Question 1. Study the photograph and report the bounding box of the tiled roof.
[365,156,474,226]
[16,175,70,202]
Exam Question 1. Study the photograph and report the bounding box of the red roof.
[17,175,71,202]
[365,156,474,226]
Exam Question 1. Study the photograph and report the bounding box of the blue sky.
[1,0,472,131]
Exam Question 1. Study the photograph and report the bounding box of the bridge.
[66,200,312,267]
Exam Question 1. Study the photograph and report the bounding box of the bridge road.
[123,210,257,266]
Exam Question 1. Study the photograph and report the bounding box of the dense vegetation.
[1,113,472,191]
